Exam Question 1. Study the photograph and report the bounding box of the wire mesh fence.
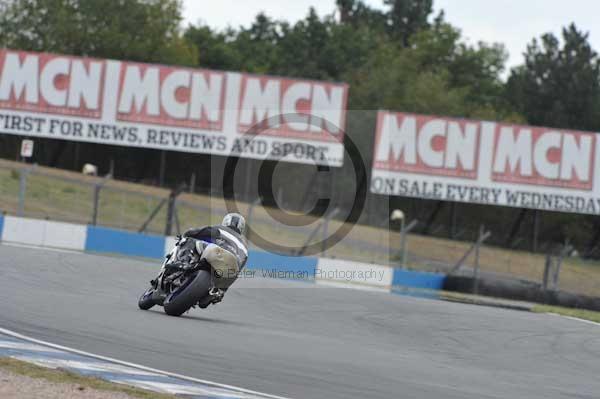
[1,159,600,297]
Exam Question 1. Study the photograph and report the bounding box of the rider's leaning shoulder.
[137,213,248,316]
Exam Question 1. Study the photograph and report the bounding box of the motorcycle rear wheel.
[163,270,212,316]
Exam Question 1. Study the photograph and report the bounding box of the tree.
[507,24,600,131]
[186,7,383,81]
[0,0,197,66]
[233,13,285,74]
[0,0,198,167]
[384,0,433,46]
[183,1,518,122]
[410,21,516,119]
[184,26,242,70]
[337,0,355,23]
[336,0,386,29]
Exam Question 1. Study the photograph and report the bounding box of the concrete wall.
[315,258,394,291]
[0,215,446,292]
[86,226,164,259]
[2,216,87,250]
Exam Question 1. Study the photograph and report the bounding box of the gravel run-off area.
[0,367,135,399]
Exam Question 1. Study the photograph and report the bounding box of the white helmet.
[222,213,246,235]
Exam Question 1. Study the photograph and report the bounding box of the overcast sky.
[182,0,599,72]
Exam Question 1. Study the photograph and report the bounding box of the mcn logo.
[373,112,480,178]
[492,125,595,190]
[237,75,347,142]
[0,50,105,118]
[116,63,225,130]
[372,111,597,192]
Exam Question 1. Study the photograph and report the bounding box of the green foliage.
[336,0,387,28]
[384,0,433,46]
[532,305,600,323]
[183,1,517,123]
[0,0,523,123]
[184,26,243,71]
[2,0,598,130]
[507,24,600,130]
[0,0,197,65]
[343,19,518,122]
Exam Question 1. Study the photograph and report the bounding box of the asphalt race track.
[0,244,599,399]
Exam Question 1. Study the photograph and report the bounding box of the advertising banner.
[371,110,600,215]
[0,49,348,166]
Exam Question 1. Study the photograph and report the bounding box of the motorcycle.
[137,235,238,316]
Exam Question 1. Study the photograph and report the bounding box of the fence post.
[320,208,340,255]
[542,253,552,291]
[449,227,491,274]
[552,240,572,290]
[542,241,572,292]
[17,169,28,216]
[551,257,561,290]
[139,197,168,233]
[159,151,166,187]
[90,175,112,226]
[473,225,484,295]
[91,184,101,225]
[173,205,181,235]
[399,219,419,267]
[296,208,339,256]
[532,210,540,252]
[165,191,176,236]
[165,184,187,236]
[189,172,196,194]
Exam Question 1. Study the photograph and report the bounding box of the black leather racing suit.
[183,225,248,292]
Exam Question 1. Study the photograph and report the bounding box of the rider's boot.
[197,287,225,308]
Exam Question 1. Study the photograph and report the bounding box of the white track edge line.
[545,313,600,327]
[0,326,291,399]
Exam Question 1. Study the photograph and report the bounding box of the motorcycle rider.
[181,212,248,307]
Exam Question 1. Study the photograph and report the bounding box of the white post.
[391,209,406,266]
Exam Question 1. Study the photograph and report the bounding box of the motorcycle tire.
[138,288,156,310]
[163,270,212,317]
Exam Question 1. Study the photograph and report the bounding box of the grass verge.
[532,305,600,323]
[439,291,534,311]
[0,357,176,399]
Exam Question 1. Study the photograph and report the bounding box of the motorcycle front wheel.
[138,287,156,310]
[163,270,212,317]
